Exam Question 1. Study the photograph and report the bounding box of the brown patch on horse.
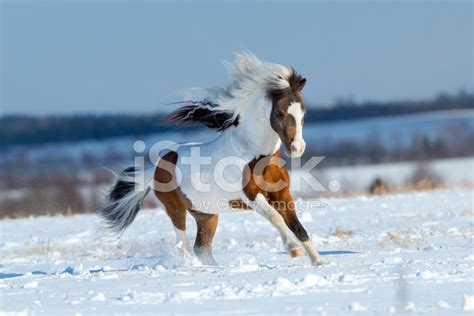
[154,151,191,231]
[242,150,289,200]
[242,150,310,242]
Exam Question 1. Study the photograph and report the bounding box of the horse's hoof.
[195,252,219,266]
[200,257,219,266]
[290,247,305,258]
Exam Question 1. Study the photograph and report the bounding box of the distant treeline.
[1,91,472,148]
[305,91,473,122]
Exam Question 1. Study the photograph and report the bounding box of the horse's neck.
[221,95,281,158]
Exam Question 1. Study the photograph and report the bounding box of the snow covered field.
[0,188,473,315]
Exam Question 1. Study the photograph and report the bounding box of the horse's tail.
[100,166,154,233]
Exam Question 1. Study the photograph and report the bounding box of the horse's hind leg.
[154,151,194,260]
[164,206,193,258]
[189,210,219,265]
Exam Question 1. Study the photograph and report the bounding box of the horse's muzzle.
[289,140,306,158]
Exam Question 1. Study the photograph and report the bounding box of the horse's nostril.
[291,144,298,152]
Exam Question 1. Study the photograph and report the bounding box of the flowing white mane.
[168,52,295,130]
[225,51,293,97]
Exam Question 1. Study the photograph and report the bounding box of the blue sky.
[1,1,472,115]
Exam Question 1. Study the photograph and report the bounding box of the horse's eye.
[276,111,285,118]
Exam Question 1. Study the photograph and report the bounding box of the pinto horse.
[101,52,324,266]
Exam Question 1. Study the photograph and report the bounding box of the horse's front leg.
[270,191,324,266]
[249,193,305,259]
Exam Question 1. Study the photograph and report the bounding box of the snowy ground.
[0,188,473,315]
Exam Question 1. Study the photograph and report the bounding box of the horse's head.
[267,72,307,158]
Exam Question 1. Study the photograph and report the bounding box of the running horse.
[101,52,324,266]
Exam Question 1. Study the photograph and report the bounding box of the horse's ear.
[299,78,307,91]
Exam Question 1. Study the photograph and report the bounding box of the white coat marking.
[287,102,306,157]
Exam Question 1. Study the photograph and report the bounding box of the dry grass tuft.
[379,230,427,249]
[333,227,353,238]
[461,210,474,217]
[20,245,74,257]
